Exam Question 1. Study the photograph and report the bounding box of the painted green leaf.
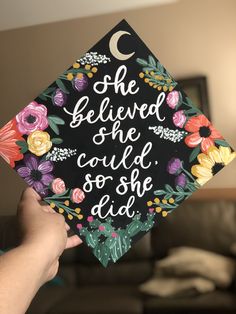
[56,79,69,94]
[38,94,47,101]
[175,194,185,202]
[136,58,148,66]
[214,139,229,147]
[165,184,173,193]
[148,55,156,67]
[16,140,28,154]
[48,119,59,135]
[48,115,65,125]
[51,138,63,144]
[154,189,165,195]
[189,145,201,162]
[44,86,56,94]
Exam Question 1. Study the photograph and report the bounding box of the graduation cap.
[0,19,235,266]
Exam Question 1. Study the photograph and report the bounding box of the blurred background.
[0,0,236,313]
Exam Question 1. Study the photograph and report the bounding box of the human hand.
[17,187,82,284]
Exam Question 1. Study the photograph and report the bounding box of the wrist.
[19,242,58,285]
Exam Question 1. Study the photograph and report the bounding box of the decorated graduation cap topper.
[0,20,235,266]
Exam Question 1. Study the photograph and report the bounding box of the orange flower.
[0,119,24,167]
[184,114,223,153]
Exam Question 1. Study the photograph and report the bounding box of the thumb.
[20,187,41,203]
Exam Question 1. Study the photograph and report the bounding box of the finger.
[65,235,82,249]
[20,187,41,203]
[65,223,70,231]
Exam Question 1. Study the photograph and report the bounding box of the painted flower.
[16,101,48,135]
[87,216,94,222]
[111,232,118,238]
[167,157,182,175]
[16,154,54,196]
[191,146,236,185]
[76,223,83,230]
[72,74,89,92]
[99,225,105,231]
[27,130,52,156]
[52,88,67,107]
[173,110,186,128]
[0,119,24,167]
[51,178,66,194]
[71,188,85,203]
[184,114,223,153]
[166,91,180,109]
[175,173,187,188]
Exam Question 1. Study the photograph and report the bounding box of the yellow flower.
[162,211,168,217]
[64,200,69,206]
[191,145,236,185]
[59,208,64,214]
[139,72,144,78]
[66,73,74,80]
[50,202,55,208]
[155,207,162,213]
[75,207,81,214]
[76,73,83,79]
[163,86,168,92]
[68,214,73,220]
[73,62,80,68]
[147,201,153,206]
[87,72,93,78]
[77,214,83,220]
[91,67,98,73]
[169,198,175,204]
[162,199,168,204]
[27,130,52,156]
[144,78,149,83]
[154,197,160,204]
[85,64,91,70]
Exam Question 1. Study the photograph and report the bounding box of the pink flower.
[99,225,105,231]
[71,188,85,204]
[166,91,179,109]
[173,110,186,128]
[111,232,118,238]
[51,178,66,194]
[149,208,154,213]
[76,223,83,230]
[16,101,48,135]
[87,216,94,222]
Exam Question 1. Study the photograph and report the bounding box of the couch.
[1,188,236,314]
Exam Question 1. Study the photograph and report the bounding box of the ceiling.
[0,0,177,31]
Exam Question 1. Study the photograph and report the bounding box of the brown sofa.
[1,189,236,314]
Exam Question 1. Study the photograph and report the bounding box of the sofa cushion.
[27,286,74,314]
[143,290,236,314]
[48,285,143,314]
[151,201,236,258]
[75,260,153,285]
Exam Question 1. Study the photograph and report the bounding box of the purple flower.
[175,173,187,188]
[16,154,54,196]
[167,157,182,175]
[72,74,89,92]
[52,88,67,107]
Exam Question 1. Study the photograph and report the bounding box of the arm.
[0,187,82,314]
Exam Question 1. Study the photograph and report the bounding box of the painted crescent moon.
[109,31,135,61]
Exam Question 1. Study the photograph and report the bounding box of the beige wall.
[0,0,235,214]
